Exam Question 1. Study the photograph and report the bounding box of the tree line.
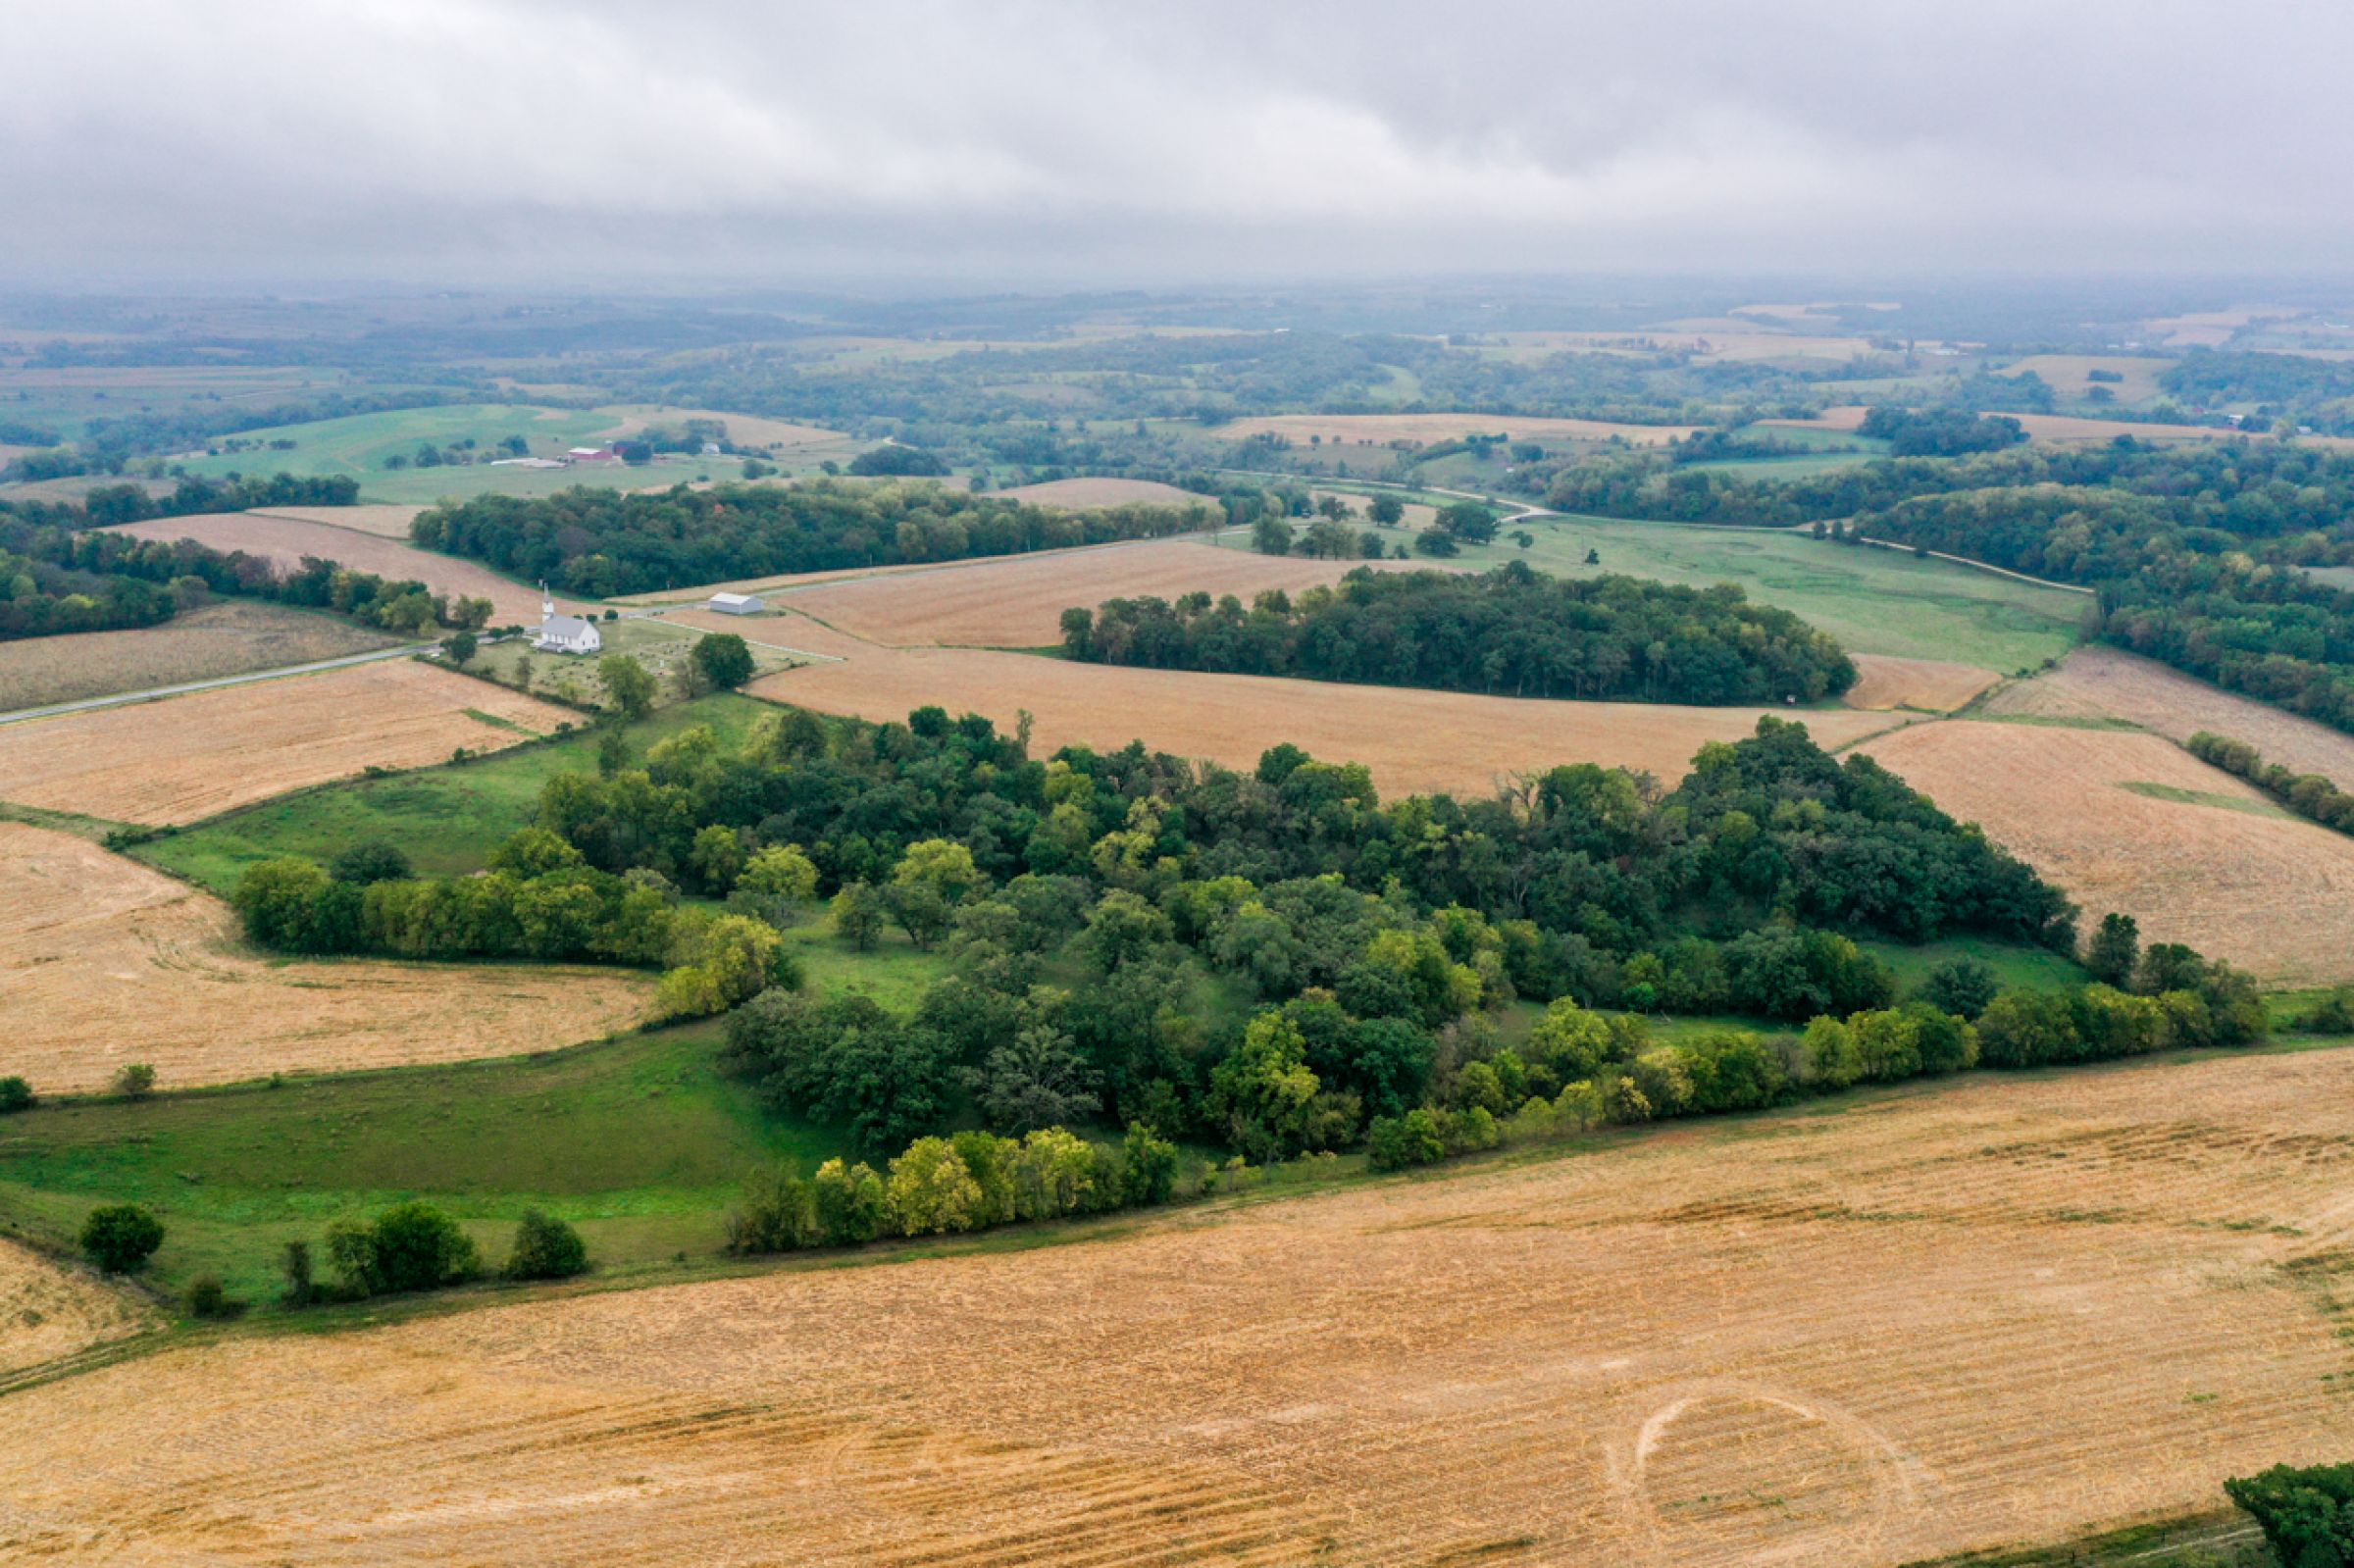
[1060,562,1859,705]
[1,480,492,641]
[2185,732,2354,834]
[411,480,1213,597]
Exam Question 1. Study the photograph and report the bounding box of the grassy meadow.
[1242,511,2090,673]
[136,691,774,891]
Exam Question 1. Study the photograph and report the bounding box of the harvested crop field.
[1218,412,1698,446]
[248,503,427,538]
[1997,354,2171,402]
[12,1045,2354,1565]
[0,822,649,1095]
[593,404,850,451]
[0,660,569,826]
[992,477,1206,508]
[752,648,1901,794]
[1982,645,2354,785]
[102,511,546,623]
[784,538,1424,648]
[1859,720,2354,985]
[1841,654,1999,714]
[0,601,403,712]
[0,1239,151,1382]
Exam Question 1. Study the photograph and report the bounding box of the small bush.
[0,1076,31,1114]
[112,1062,157,1099]
[281,1239,317,1307]
[183,1274,243,1320]
[80,1204,165,1273]
[505,1208,589,1280]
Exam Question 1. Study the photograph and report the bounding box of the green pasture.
[1305,514,2092,673]
[135,692,773,892]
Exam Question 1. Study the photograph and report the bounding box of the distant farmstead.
[706,592,765,616]
[566,445,617,463]
[534,587,602,655]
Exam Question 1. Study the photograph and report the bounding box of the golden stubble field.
[1218,412,1699,446]
[1841,655,1999,714]
[753,644,1903,795]
[1860,720,2354,985]
[0,821,650,1095]
[783,538,1428,648]
[0,660,570,826]
[1985,644,2354,785]
[0,600,405,712]
[8,1047,2354,1565]
[103,511,547,624]
[0,1239,152,1381]
[991,477,1207,508]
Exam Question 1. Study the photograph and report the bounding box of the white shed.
[706,592,765,615]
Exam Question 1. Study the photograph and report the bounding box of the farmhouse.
[706,591,765,615]
[534,588,602,655]
[565,445,618,463]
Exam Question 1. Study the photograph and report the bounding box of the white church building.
[534,586,603,655]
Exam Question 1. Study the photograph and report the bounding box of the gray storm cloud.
[3,0,2348,284]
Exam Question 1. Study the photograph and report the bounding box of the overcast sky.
[5,0,2350,288]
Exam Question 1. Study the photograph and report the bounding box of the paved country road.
[0,641,434,728]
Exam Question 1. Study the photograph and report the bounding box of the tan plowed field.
[1983,645,2354,785]
[0,1239,152,1380]
[0,660,569,826]
[1218,412,1698,446]
[752,647,1902,795]
[0,822,650,1094]
[0,600,403,712]
[1842,654,1999,713]
[992,477,1206,508]
[1860,720,2354,984]
[783,537,1422,648]
[103,511,547,623]
[248,503,428,538]
[10,1047,2354,1565]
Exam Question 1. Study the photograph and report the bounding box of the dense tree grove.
[411,480,1212,596]
[1062,563,1858,704]
[1856,407,2027,456]
[2226,1462,2354,1563]
[1,482,488,640]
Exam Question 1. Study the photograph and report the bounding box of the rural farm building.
[706,591,765,615]
[533,589,602,655]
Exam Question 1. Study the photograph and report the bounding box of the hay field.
[753,647,1899,794]
[1983,645,2354,785]
[1218,413,1698,447]
[592,405,851,452]
[248,503,427,538]
[992,477,1205,508]
[104,511,546,623]
[1859,720,2354,985]
[0,1239,152,1381]
[11,1047,2354,1565]
[0,822,649,1096]
[0,601,403,712]
[784,539,1424,648]
[0,660,568,826]
[1999,354,2171,402]
[1841,654,1999,714]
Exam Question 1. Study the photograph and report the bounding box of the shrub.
[1921,956,1999,1018]
[1119,1122,1179,1206]
[330,1202,480,1297]
[0,1076,30,1114]
[811,1158,889,1245]
[281,1239,317,1307]
[727,1167,817,1254]
[888,1137,986,1236]
[506,1208,589,1280]
[80,1204,165,1273]
[112,1062,157,1099]
[1366,1108,1447,1172]
[183,1274,241,1320]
